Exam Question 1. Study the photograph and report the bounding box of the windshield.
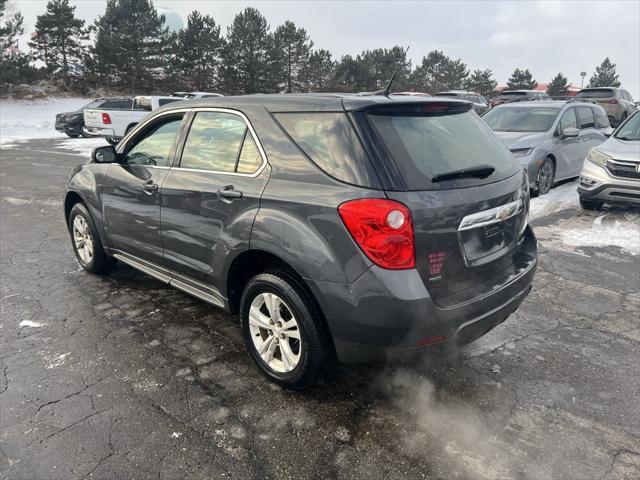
[576,89,614,98]
[368,110,518,190]
[483,106,560,132]
[615,112,640,141]
[80,99,103,111]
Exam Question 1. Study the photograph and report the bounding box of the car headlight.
[510,148,533,158]
[586,148,611,167]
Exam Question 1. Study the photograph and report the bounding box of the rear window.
[159,98,182,107]
[368,110,518,190]
[498,92,527,98]
[483,106,560,132]
[576,89,615,98]
[134,97,152,111]
[274,112,375,187]
[435,93,459,97]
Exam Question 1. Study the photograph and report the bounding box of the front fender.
[65,163,111,245]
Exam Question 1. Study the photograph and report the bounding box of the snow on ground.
[56,137,109,156]
[529,180,580,221]
[0,97,91,144]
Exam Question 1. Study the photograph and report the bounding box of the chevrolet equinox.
[64,94,538,389]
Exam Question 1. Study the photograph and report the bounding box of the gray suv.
[483,101,610,195]
[64,94,537,389]
[575,87,637,127]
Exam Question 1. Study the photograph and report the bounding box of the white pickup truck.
[84,95,183,144]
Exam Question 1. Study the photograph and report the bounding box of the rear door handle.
[142,180,158,194]
[218,185,243,202]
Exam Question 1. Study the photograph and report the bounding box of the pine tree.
[300,49,335,92]
[0,0,37,85]
[587,58,620,88]
[92,0,172,90]
[546,72,569,97]
[332,54,362,92]
[268,20,312,93]
[29,0,87,85]
[221,7,270,94]
[464,69,497,97]
[170,11,224,91]
[356,46,411,92]
[506,68,537,90]
[410,50,468,93]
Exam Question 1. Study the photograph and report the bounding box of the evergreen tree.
[300,49,335,92]
[268,20,312,92]
[221,7,270,94]
[92,0,172,90]
[587,57,620,88]
[29,0,87,85]
[170,11,224,91]
[0,0,37,85]
[546,72,569,97]
[332,54,362,92]
[464,69,497,97]
[506,68,537,90]
[357,46,411,91]
[410,50,468,93]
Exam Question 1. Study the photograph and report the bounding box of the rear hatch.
[576,89,616,112]
[83,109,104,128]
[361,101,532,307]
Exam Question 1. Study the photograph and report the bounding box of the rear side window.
[274,112,373,186]
[593,108,610,129]
[180,111,262,174]
[577,107,595,129]
[368,110,518,190]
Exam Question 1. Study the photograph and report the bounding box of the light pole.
[580,71,586,88]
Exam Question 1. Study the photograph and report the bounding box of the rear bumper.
[310,226,538,363]
[86,126,116,138]
[578,161,640,205]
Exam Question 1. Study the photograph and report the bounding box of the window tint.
[577,107,595,129]
[124,116,183,167]
[593,107,610,129]
[180,112,247,172]
[369,110,518,190]
[559,108,577,132]
[274,112,371,185]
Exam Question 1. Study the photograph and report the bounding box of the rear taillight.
[101,112,112,124]
[608,99,618,104]
[338,199,415,270]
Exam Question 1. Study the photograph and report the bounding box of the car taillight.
[102,112,112,124]
[338,199,415,270]
[608,99,618,104]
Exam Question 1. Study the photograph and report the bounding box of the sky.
[9,0,640,98]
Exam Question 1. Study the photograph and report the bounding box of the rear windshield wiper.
[431,165,496,183]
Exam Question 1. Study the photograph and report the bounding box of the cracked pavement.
[1,138,639,479]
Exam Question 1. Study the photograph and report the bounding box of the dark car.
[491,90,551,107]
[56,97,133,138]
[64,94,537,389]
[435,91,491,115]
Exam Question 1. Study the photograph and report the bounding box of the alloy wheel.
[536,160,554,195]
[72,215,94,264]
[248,292,302,373]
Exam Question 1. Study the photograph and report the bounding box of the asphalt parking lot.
[1,138,639,480]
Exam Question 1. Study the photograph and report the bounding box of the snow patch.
[0,97,91,144]
[56,137,109,157]
[529,181,579,221]
[19,320,46,328]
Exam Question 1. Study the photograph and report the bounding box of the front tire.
[240,272,329,390]
[68,203,114,274]
[535,157,555,196]
[580,197,603,211]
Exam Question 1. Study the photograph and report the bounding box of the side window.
[593,108,610,129]
[237,134,263,174]
[123,115,183,167]
[577,107,595,129]
[559,108,577,133]
[180,111,250,173]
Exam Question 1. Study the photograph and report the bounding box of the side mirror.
[563,127,579,138]
[92,145,118,163]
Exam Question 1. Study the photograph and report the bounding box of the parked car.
[171,91,224,99]
[483,100,610,195]
[84,95,184,144]
[55,97,133,138]
[578,110,640,210]
[492,90,551,107]
[435,91,491,115]
[575,87,637,127]
[64,94,537,389]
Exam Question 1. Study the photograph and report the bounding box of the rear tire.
[580,197,603,211]
[66,133,80,138]
[80,124,90,138]
[240,271,329,390]
[535,157,555,196]
[68,203,114,274]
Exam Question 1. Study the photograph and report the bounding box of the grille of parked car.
[607,160,640,180]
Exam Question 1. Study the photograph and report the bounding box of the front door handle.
[218,185,243,202]
[142,180,158,194]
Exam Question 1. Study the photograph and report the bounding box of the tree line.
[0,0,624,97]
